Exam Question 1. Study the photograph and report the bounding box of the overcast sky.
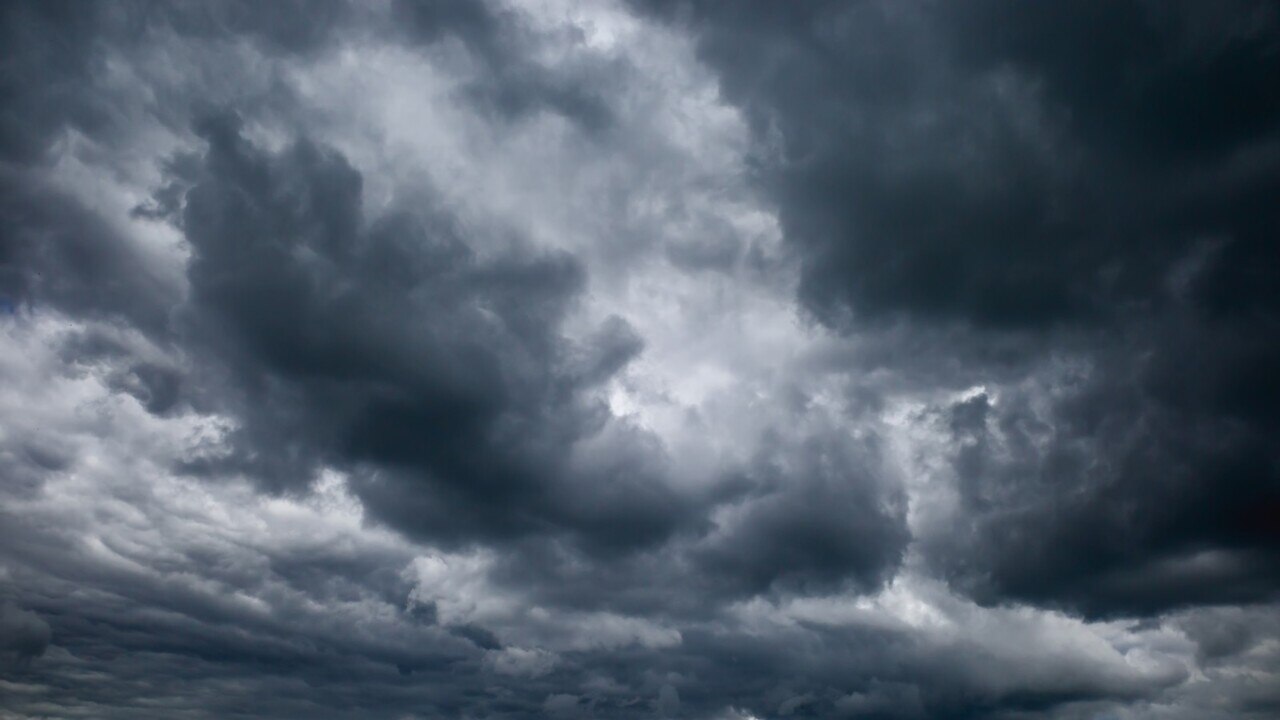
[2,1,1279,718]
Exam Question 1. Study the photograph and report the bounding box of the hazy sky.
[2,1,1278,718]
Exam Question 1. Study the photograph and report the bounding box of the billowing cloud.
[1,0,1277,718]
[634,0,1280,618]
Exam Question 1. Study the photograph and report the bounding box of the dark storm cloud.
[0,0,353,170]
[638,0,1280,616]
[0,1,114,165]
[159,112,907,592]
[160,111,697,553]
[925,374,1280,618]
[2,0,905,620]
[0,536,488,719]
[0,171,180,334]
[479,425,908,622]
[0,0,603,180]
[0,603,49,665]
[524,617,1180,720]
[640,0,1280,329]
[691,430,907,598]
[4,0,1280,718]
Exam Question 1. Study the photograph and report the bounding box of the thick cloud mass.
[2,1,1278,718]
[637,0,1280,617]
[171,112,649,545]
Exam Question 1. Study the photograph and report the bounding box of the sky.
[1,1,1278,718]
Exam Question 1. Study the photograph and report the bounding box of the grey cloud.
[920,322,1280,617]
[2,0,1279,718]
[636,0,1280,618]
[156,109,907,594]
[0,603,50,664]
[394,0,616,132]
[0,0,348,171]
[641,0,1280,330]
[0,172,180,336]
[1176,605,1280,662]
[0,1,118,165]
[692,431,907,598]
[167,112,691,552]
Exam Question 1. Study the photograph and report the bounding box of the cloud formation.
[636,0,1280,618]
[1,0,1277,718]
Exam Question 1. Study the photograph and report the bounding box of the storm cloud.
[2,1,1277,718]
